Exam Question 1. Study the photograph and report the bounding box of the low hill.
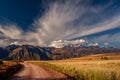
[69,53,120,60]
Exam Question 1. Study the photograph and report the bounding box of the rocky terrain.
[0,45,120,60]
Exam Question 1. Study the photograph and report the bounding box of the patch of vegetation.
[30,59,120,80]
[101,56,109,60]
[0,60,3,64]
[0,61,22,80]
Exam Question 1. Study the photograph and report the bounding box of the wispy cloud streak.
[0,0,120,47]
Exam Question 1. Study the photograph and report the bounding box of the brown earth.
[9,63,71,80]
[0,61,22,80]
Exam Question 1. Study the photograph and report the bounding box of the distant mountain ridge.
[0,45,120,60]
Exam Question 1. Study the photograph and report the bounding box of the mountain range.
[0,45,120,60]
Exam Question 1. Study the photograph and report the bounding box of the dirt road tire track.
[9,63,71,80]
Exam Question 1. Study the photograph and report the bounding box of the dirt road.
[9,63,70,80]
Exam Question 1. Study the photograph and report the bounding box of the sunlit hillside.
[67,53,120,60]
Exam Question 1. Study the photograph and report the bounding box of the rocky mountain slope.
[0,45,120,60]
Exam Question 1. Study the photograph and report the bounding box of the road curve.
[9,63,70,80]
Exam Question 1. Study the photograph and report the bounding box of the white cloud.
[10,41,20,45]
[0,39,9,47]
[32,0,120,45]
[88,43,99,46]
[49,39,86,48]
[104,43,108,46]
[0,0,120,47]
[89,32,120,44]
[0,25,23,39]
[70,17,120,39]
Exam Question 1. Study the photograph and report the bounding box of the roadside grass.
[49,60,120,80]
[0,61,22,79]
[29,53,120,80]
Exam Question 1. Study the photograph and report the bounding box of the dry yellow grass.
[46,53,120,80]
[29,53,120,80]
[0,61,17,71]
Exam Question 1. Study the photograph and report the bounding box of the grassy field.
[0,61,22,79]
[30,53,120,80]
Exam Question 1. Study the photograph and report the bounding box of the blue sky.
[0,0,120,47]
[0,0,43,30]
